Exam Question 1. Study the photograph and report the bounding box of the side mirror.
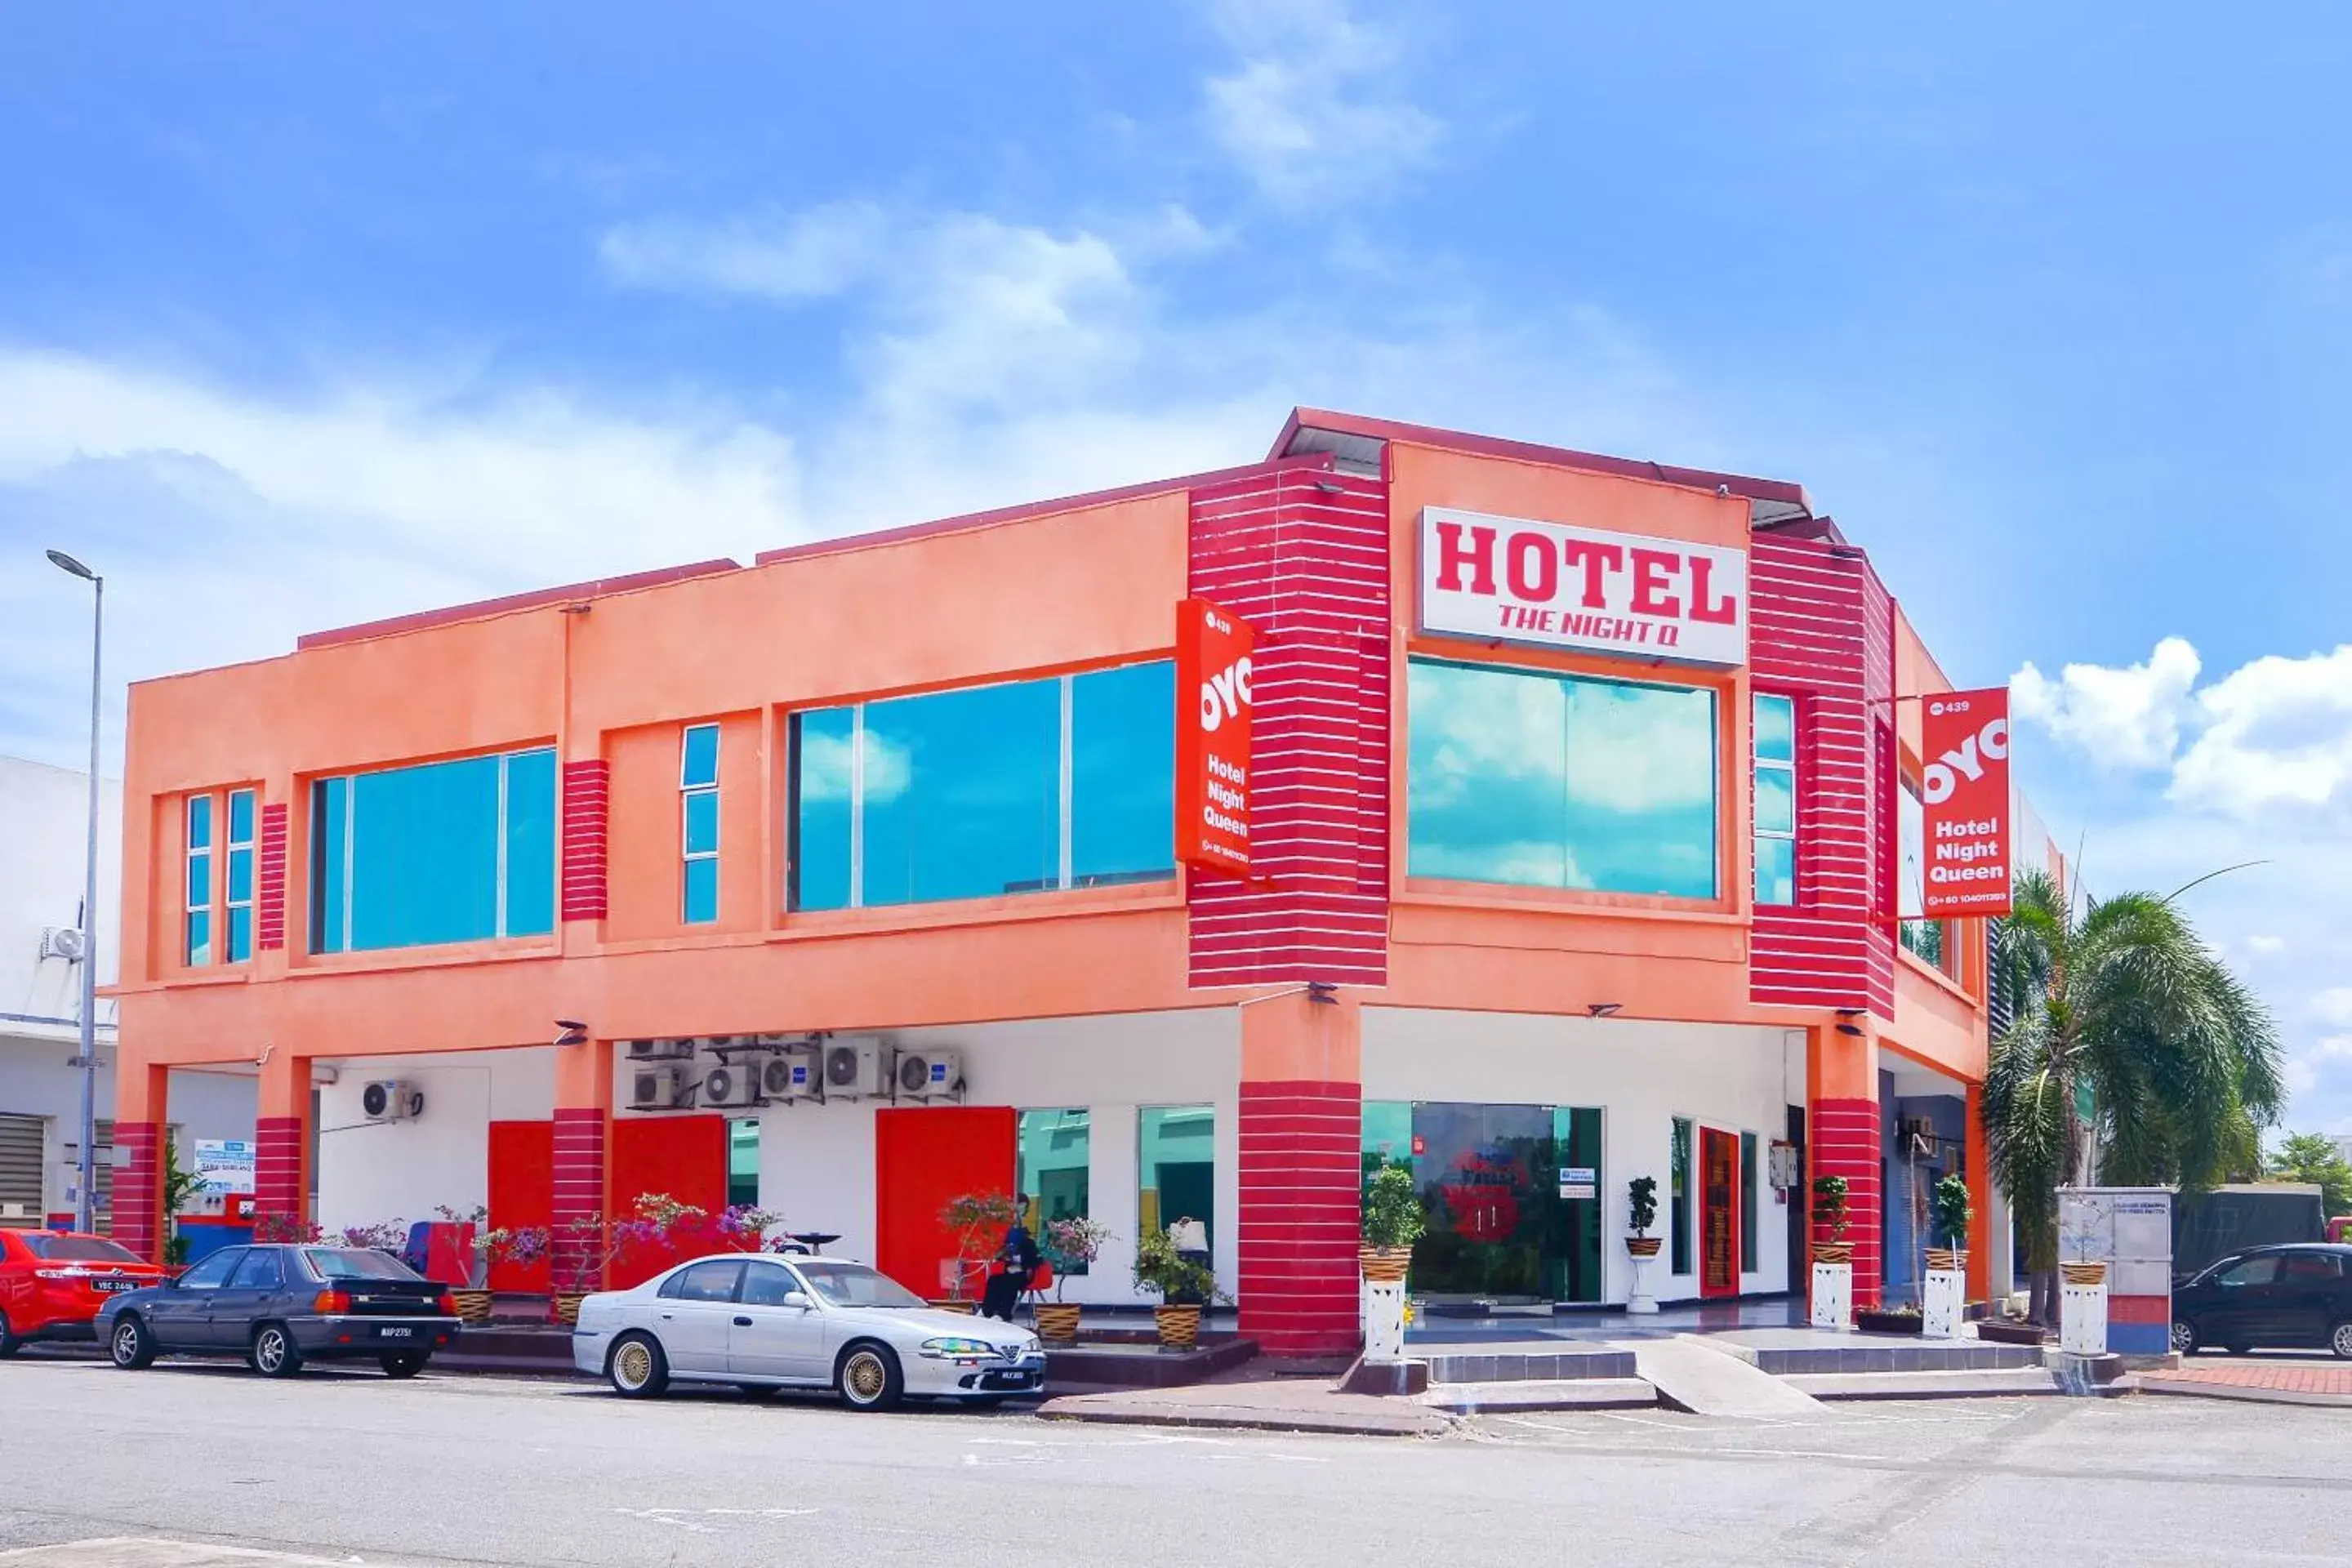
[781,1291,814,1312]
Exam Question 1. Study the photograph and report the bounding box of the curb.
[2137,1376,2352,1410]
[1036,1401,1454,1438]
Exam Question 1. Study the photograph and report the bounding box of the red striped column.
[256,802,290,951]
[1811,1096,1883,1310]
[561,760,611,923]
[109,1122,164,1258]
[253,1117,307,1238]
[1239,1080,1363,1356]
[551,1037,614,1295]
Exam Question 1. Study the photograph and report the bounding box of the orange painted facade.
[108,409,2016,1344]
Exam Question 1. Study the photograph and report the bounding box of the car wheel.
[381,1352,430,1379]
[2170,1320,2199,1355]
[0,1310,20,1358]
[251,1323,305,1379]
[109,1314,158,1370]
[606,1332,670,1399]
[836,1342,903,1412]
[2331,1321,2352,1361]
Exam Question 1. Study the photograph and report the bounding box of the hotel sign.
[1918,688,2012,918]
[1419,506,1748,666]
[1175,597,1255,875]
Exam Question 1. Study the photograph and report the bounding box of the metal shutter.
[0,1114,44,1227]
[93,1118,115,1232]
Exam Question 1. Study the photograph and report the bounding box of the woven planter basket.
[1034,1303,1082,1344]
[1359,1246,1413,1284]
[1154,1304,1202,1348]
[2060,1261,2108,1286]
[448,1289,496,1326]
[1923,1249,1967,1273]
[1812,1243,1854,1266]
[1625,1236,1663,1258]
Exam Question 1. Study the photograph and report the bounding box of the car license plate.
[380,1327,412,1339]
[93,1280,133,1293]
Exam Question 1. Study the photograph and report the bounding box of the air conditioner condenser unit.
[893,1049,964,1102]
[628,1065,693,1111]
[361,1080,424,1121]
[822,1040,889,1099]
[761,1051,821,1102]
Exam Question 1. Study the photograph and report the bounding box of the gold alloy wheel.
[613,1339,655,1391]
[842,1349,888,1404]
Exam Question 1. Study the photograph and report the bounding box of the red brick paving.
[2145,1358,2352,1396]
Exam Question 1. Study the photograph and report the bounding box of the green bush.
[1361,1165,1425,1250]
[1627,1175,1659,1236]
[1932,1173,1973,1249]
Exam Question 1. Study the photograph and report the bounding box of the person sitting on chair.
[980,1196,1042,1321]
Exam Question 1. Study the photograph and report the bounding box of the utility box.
[2060,1187,2173,1355]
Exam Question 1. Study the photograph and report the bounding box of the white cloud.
[2011,635,2200,770]
[1201,0,1441,206]
[2171,644,2352,817]
[597,200,891,301]
[2310,987,2352,1031]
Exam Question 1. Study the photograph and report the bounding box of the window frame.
[307,746,557,956]
[225,787,256,963]
[1752,692,1797,907]
[787,659,1176,914]
[681,723,720,925]
[185,792,214,967]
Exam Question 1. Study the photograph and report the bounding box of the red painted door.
[1701,1129,1740,1298]
[875,1107,1017,1301]
[608,1116,730,1290]
[487,1120,553,1294]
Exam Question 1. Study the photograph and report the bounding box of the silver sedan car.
[572,1254,1045,1410]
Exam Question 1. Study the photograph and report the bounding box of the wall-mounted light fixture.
[554,1019,588,1048]
[1587,1002,1623,1018]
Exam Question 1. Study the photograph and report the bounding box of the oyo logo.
[1921,713,2009,804]
[1198,657,1253,733]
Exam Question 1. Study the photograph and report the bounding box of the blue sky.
[5,3,2350,1132]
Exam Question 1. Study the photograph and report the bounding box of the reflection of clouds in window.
[794,726,911,804]
[1898,777,1927,920]
[1560,680,1716,813]
[1411,839,1584,889]
[1407,662,1564,811]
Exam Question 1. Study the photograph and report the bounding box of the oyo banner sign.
[1420,506,1748,666]
[1175,597,1255,875]
[1919,687,2012,917]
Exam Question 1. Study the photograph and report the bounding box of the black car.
[95,1244,460,1378]
[2170,1243,2352,1358]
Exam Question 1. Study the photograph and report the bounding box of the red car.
[0,1231,167,1354]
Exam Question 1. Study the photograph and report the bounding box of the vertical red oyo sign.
[1176,597,1255,875]
[1918,687,2011,917]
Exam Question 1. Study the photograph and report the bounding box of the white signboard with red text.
[1419,507,1748,666]
[1918,687,2012,918]
[1175,597,1255,875]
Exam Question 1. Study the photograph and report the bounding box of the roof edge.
[295,559,742,652]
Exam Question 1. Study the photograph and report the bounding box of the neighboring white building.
[1,755,253,1229]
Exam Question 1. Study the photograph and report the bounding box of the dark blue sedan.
[2171,1244,2352,1359]
[96,1243,460,1378]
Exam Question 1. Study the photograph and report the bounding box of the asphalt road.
[3,1359,2350,1567]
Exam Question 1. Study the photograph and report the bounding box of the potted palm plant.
[1811,1174,1854,1330]
[1359,1165,1423,1283]
[935,1191,1018,1312]
[1624,1175,1662,1313]
[1036,1216,1112,1344]
[1133,1223,1220,1348]
[1922,1173,1972,1339]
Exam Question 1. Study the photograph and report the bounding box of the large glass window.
[185,793,213,967]
[1019,1110,1092,1269]
[1897,777,1957,974]
[727,1118,760,1209]
[225,788,256,963]
[309,747,558,954]
[1138,1105,1215,1253]
[1407,658,1718,899]
[790,662,1175,911]
[1360,1102,1604,1302]
[682,724,720,924]
[1753,693,1796,906]
[1670,1117,1694,1276]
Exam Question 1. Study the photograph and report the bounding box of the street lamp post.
[47,549,104,1236]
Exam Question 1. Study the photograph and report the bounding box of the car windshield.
[22,1236,141,1263]
[795,1261,926,1309]
[303,1248,425,1282]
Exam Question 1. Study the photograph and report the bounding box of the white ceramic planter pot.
[1922,1268,1966,1339]
[2060,1261,2109,1356]
[1363,1277,1408,1361]
[1625,1239,1662,1315]
[1811,1260,1853,1331]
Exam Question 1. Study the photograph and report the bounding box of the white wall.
[314,1049,553,1233]
[752,1009,1241,1306]
[3,1056,256,1221]
[1361,1008,1802,1306]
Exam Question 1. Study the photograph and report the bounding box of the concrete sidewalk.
[2139,1359,2352,1408]
[1038,1375,1456,1437]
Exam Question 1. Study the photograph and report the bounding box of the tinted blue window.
[502,748,557,939]
[1071,662,1176,886]
[186,852,212,911]
[1755,765,1795,835]
[186,910,212,968]
[227,906,253,964]
[187,795,212,851]
[683,856,719,924]
[684,790,720,856]
[682,724,719,789]
[310,776,347,954]
[1755,835,1796,906]
[228,789,255,845]
[864,679,1060,903]
[227,848,253,904]
[1754,693,1795,764]
[350,755,502,950]
[1408,658,1717,899]
[791,709,855,912]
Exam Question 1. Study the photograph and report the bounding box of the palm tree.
[1982,867,2283,1323]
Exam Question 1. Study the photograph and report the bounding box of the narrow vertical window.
[225,789,256,963]
[310,775,348,954]
[1753,693,1797,906]
[681,723,720,924]
[1670,1117,1694,1276]
[185,794,214,966]
[1740,1130,1758,1274]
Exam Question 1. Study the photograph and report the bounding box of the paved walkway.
[1038,1376,1454,1437]
[2140,1357,2352,1405]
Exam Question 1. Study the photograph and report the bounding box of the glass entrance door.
[1700,1127,1740,1298]
[1361,1101,1604,1304]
